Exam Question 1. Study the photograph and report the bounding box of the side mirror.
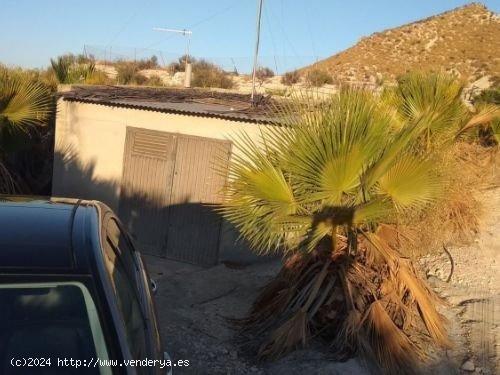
[150,278,158,295]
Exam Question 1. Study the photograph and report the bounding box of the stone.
[461,360,475,372]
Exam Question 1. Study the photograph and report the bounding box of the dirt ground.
[145,188,499,375]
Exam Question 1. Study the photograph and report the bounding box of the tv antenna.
[153,27,193,87]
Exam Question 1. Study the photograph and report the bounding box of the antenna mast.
[153,27,193,87]
[251,0,264,105]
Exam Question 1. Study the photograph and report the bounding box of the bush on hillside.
[168,55,196,74]
[305,69,334,87]
[50,54,96,84]
[192,60,234,89]
[145,75,164,87]
[255,66,275,81]
[115,61,141,85]
[281,70,300,85]
[136,55,160,70]
[85,70,115,85]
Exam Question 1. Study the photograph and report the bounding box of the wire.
[304,0,318,61]
[263,0,280,73]
[106,0,153,47]
[267,1,303,68]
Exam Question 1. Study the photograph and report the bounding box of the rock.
[461,360,475,372]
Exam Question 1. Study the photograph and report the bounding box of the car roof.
[0,196,101,275]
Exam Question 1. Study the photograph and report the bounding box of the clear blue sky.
[1,0,499,73]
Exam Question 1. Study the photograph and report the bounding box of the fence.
[83,44,322,75]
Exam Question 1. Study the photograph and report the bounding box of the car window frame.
[100,213,158,374]
[0,280,113,375]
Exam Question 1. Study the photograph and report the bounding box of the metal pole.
[152,28,193,87]
[251,0,264,105]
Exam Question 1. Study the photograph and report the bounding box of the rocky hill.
[303,3,500,86]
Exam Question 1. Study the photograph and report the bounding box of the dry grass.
[399,142,496,257]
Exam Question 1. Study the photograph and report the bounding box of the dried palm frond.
[360,300,424,375]
[258,309,309,359]
[397,264,451,348]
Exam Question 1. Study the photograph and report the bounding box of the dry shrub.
[399,142,496,257]
[192,60,234,89]
[281,70,300,86]
[255,66,275,81]
[85,70,115,85]
[306,69,334,87]
[115,61,139,84]
[145,75,164,87]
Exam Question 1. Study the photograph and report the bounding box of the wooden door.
[119,127,176,257]
[119,128,231,265]
[165,135,231,265]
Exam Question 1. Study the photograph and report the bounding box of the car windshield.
[0,282,111,375]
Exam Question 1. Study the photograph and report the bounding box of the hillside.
[304,3,500,86]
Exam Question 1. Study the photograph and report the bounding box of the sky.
[1,0,499,73]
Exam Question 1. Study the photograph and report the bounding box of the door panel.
[119,128,176,257]
[119,128,231,265]
[165,136,231,265]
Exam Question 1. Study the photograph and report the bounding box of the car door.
[102,215,164,374]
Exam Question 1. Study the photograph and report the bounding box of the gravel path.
[419,186,500,374]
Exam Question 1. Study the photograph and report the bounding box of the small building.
[52,85,276,266]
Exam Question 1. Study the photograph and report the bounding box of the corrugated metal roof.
[61,85,279,124]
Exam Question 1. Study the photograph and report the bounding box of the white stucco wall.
[52,99,270,262]
[53,99,269,207]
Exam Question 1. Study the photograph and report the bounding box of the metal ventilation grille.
[132,130,173,159]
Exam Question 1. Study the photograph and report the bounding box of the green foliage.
[115,61,141,85]
[0,68,52,133]
[222,88,442,255]
[167,56,233,88]
[84,70,115,85]
[281,70,300,86]
[192,60,234,89]
[474,88,500,105]
[305,69,334,87]
[50,54,96,84]
[220,73,485,373]
[0,68,53,193]
[383,72,467,147]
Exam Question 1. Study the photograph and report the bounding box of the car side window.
[103,218,148,368]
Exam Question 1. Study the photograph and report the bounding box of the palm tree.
[50,55,96,84]
[220,86,457,374]
[0,68,52,193]
[381,72,498,146]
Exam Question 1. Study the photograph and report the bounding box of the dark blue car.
[0,196,172,374]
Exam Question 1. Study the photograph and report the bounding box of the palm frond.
[397,265,451,348]
[378,155,441,211]
[0,73,52,132]
[391,72,466,138]
[456,103,500,138]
